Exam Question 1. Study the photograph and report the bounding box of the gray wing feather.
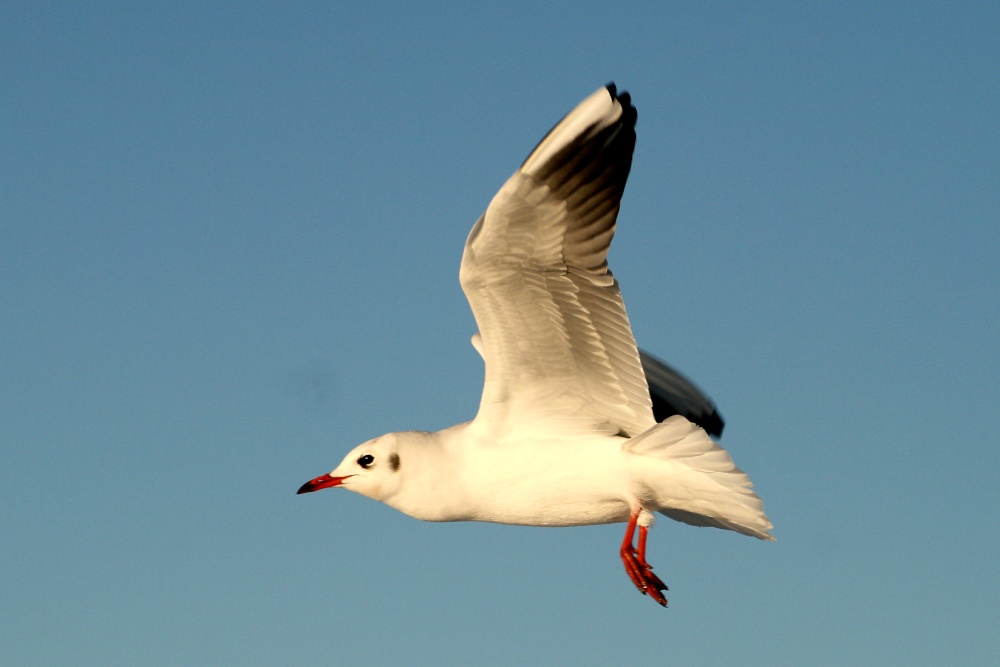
[461,85,653,437]
[639,349,725,437]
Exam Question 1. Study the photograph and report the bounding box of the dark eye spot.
[357,454,375,468]
[389,453,400,472]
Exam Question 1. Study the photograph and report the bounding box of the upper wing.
[460,85,654,438]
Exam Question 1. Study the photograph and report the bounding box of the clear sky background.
[3,2,998,665]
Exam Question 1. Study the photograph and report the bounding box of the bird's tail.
[624,416,775,540]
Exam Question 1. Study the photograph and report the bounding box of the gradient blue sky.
[3,2,998,665]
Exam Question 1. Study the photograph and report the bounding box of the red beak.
[297,473,352,494]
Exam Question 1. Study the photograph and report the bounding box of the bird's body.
[299,84,773,606]
[365,420,770,537]
[364,426,632,527]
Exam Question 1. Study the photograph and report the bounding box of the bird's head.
[297,433,404,502]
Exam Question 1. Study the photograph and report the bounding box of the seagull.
[298,84,773,607]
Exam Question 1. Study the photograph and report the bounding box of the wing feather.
[460,85,653,437]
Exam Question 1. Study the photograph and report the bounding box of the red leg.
[619,510,668,607]
[637,524,668,593]
[619,512,646,591]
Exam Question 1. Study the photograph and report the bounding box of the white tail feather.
[624,416,775,540]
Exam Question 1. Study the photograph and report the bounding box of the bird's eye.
[357,454,375,468]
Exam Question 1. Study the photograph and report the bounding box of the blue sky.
[3,2,998,665]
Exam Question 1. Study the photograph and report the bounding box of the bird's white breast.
[440,433,636,527]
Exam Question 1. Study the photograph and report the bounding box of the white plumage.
[299,84,773,607]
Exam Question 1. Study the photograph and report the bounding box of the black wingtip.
[604,82,635,124]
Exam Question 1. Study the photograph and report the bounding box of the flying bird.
[298,84,773,607]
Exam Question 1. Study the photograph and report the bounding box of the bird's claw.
[620,545,668,606]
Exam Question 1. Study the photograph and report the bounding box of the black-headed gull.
[299,84,773,607]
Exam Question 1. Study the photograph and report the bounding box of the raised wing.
[460,85,653,437]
